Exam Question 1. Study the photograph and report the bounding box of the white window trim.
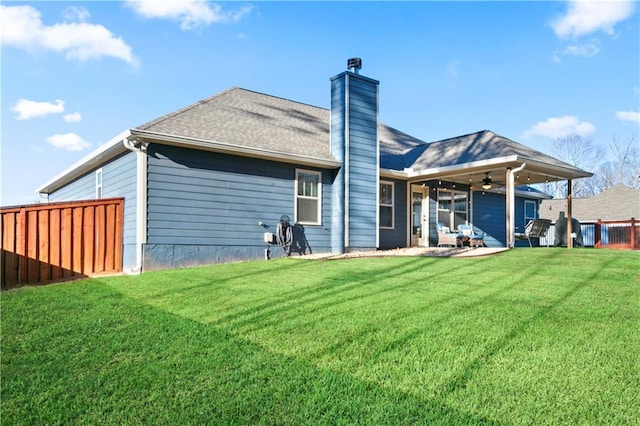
[379,180,394,229]
[295,169,322,226]
[95,168,103,199]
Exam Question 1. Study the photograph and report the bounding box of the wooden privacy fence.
[1,198,124,289]
[595,218,639,250]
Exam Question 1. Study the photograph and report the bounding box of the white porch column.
[507,163,527,248]
[567,179,573,249]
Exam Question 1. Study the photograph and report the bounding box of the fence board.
[2,212,19,285]
[95,206,106,272]
[104,206,116,271]
[83,206,95,274]
[50,209,62,281]
[73,208,84,274]
[27,210,39,283]
[61,208,73,278]
[18,208,27,283]
[1,198,124,289]
[39,210,50,281]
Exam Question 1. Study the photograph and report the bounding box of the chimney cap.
[347,57,362,74]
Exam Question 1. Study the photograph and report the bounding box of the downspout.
[507,163,527,248]
[123,136,148,274]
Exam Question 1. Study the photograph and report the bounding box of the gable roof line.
[36,129,131,194]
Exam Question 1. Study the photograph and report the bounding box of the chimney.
[330,59,380,253]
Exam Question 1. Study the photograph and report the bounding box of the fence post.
[632,217,637,250]
[594,219,602,248]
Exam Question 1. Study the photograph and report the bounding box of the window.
[295,169,321,225]
[437,189,467,230]
[524,200,537,224]
[95,168,103,199]
[379,181,394,228]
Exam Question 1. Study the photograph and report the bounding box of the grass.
[2,248,639,425]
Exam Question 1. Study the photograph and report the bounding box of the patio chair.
[514,219,552,247]
[437,222,461,247]
[457,224,485,247]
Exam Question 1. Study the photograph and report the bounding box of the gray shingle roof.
[135,87,430,169]
[539,184,640,222]
[410,130,581,171]
[133,87,589,178]
[135,87,334,162]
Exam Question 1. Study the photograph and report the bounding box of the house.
[37,60,592,273]
[540,184,640,223]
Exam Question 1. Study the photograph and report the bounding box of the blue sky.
[1,0,638,206]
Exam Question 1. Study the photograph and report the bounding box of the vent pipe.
[347,57,362,74]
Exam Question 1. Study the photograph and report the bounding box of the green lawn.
[2,248,639,425]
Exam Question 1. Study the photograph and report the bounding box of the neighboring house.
[540,184,640,223]
[37,62,591,272]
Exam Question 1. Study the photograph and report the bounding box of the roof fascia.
[36,129,131,194]
[406,155,593,182]
[406,156,520,179]
[130,129,342,169]
[521,158,593,180]
[380,168,409,179]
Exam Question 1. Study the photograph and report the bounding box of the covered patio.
[384,131,593,249]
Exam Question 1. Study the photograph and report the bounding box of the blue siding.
[49,152,138,269]
[379,178,407,249]
[330,76,346,253]
[513,195,542,247]
[469,191,544,248]
[472,191,506,247]
[144,144,332,270]
[48,173,94,201]
[345,73,379,249]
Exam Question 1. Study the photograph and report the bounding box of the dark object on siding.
[554,212,583,247]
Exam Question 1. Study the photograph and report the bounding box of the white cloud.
[522,116,597,139]
[125,0,252,30]
[562,39,601,57]
[0,5,137,65]
[551,0,636,39]
[616,110,640,123]
[46,133,91,151]
[62,6,91,23]
[63,112,83,123]
[11,99,64,120]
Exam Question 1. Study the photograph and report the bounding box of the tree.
[540,133,640,198]
[592,134,640,191]
[542,133,604,198]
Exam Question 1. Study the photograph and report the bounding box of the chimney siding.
[330,70,380,253]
